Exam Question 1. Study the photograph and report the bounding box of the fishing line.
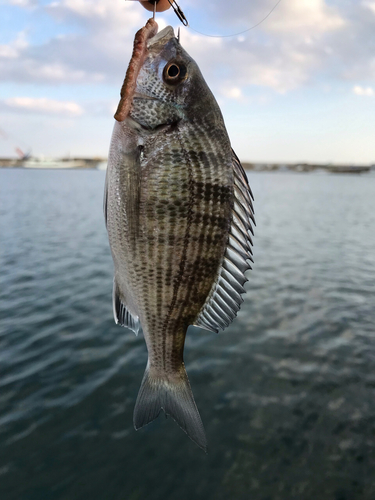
[126,0,283,38]
[186,0,283,38]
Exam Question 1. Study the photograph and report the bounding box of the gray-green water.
[1,168,375,500]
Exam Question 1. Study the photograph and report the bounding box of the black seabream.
[104,19,255,451]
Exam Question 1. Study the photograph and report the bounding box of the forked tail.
[133,361,207,451]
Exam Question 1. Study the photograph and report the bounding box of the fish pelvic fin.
[113,279,141,335]
[133,361,207,452]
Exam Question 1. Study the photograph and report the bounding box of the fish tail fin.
[133,361,207,452]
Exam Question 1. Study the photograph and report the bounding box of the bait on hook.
[125,0,188,25]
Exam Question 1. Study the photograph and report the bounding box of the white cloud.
[221,86,244,100]
[0,31,28,59]
[1,0,375,162]
[36,63,104,83]
[200,0,345,36]
[0,1,146,84]
[47,0,144,31]
[265,0,345,35]
[362,1,375,15]
[0,45,19,59]
[179,1,348,94]
[353,85,374,96]
[3,97,84,116]
[183,30,317,93]
[0,0,374,96]
[8,0,37,6]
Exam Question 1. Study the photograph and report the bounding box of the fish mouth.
[147,26,175,47]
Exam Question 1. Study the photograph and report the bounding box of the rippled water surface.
[1,168,375,500]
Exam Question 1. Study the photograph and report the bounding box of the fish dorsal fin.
[194,149,255,333]
[113,280,141,335]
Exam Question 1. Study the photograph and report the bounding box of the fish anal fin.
[113,280,140,335]
[134,361,207,452]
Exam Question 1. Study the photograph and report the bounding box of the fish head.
[123,25,218,132]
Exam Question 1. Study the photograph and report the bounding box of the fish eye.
[163,61,187,85]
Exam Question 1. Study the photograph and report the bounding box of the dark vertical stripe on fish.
[161,127,194,369]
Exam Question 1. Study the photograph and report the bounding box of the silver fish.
[104,19,255,451]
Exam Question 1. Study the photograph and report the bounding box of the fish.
[104,18,255,451]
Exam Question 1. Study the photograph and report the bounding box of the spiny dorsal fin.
[113,280,141,335]
[194,149,255,333]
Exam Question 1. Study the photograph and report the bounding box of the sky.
[0,0,374,163]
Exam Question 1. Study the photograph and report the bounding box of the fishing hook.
[167,0,188,26]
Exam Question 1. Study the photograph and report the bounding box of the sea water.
[1,168,375,500]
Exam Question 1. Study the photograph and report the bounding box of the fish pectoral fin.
[113,280,141,335]
[134,362,207,452]
[194,149,254,334]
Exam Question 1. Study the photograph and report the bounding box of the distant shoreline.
[242,162,374,174]
[0,157,107,170]
[0,158,374,174]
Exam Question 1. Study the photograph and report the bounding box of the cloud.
[1,0,374,96]
[0,0,341,92]
[180,0,348,94]
[353,85,374,96]
[263,0,345,35]
[196,0,345,35]
[1,0,374,162]
[220,86,244,101]
[0,44,19,59]
[362,1,375,15]
[0,0,144,84]
[0,31,28,59]
[182,28,318,93]
[8,0,37,6]
[3,97,84,116]
[185,0,375,95]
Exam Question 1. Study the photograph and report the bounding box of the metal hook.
[167,0,188,26]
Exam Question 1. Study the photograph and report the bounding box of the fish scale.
[104,20,254,450]
[135,130,230,358]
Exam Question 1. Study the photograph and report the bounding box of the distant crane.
[0,126,32,159]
